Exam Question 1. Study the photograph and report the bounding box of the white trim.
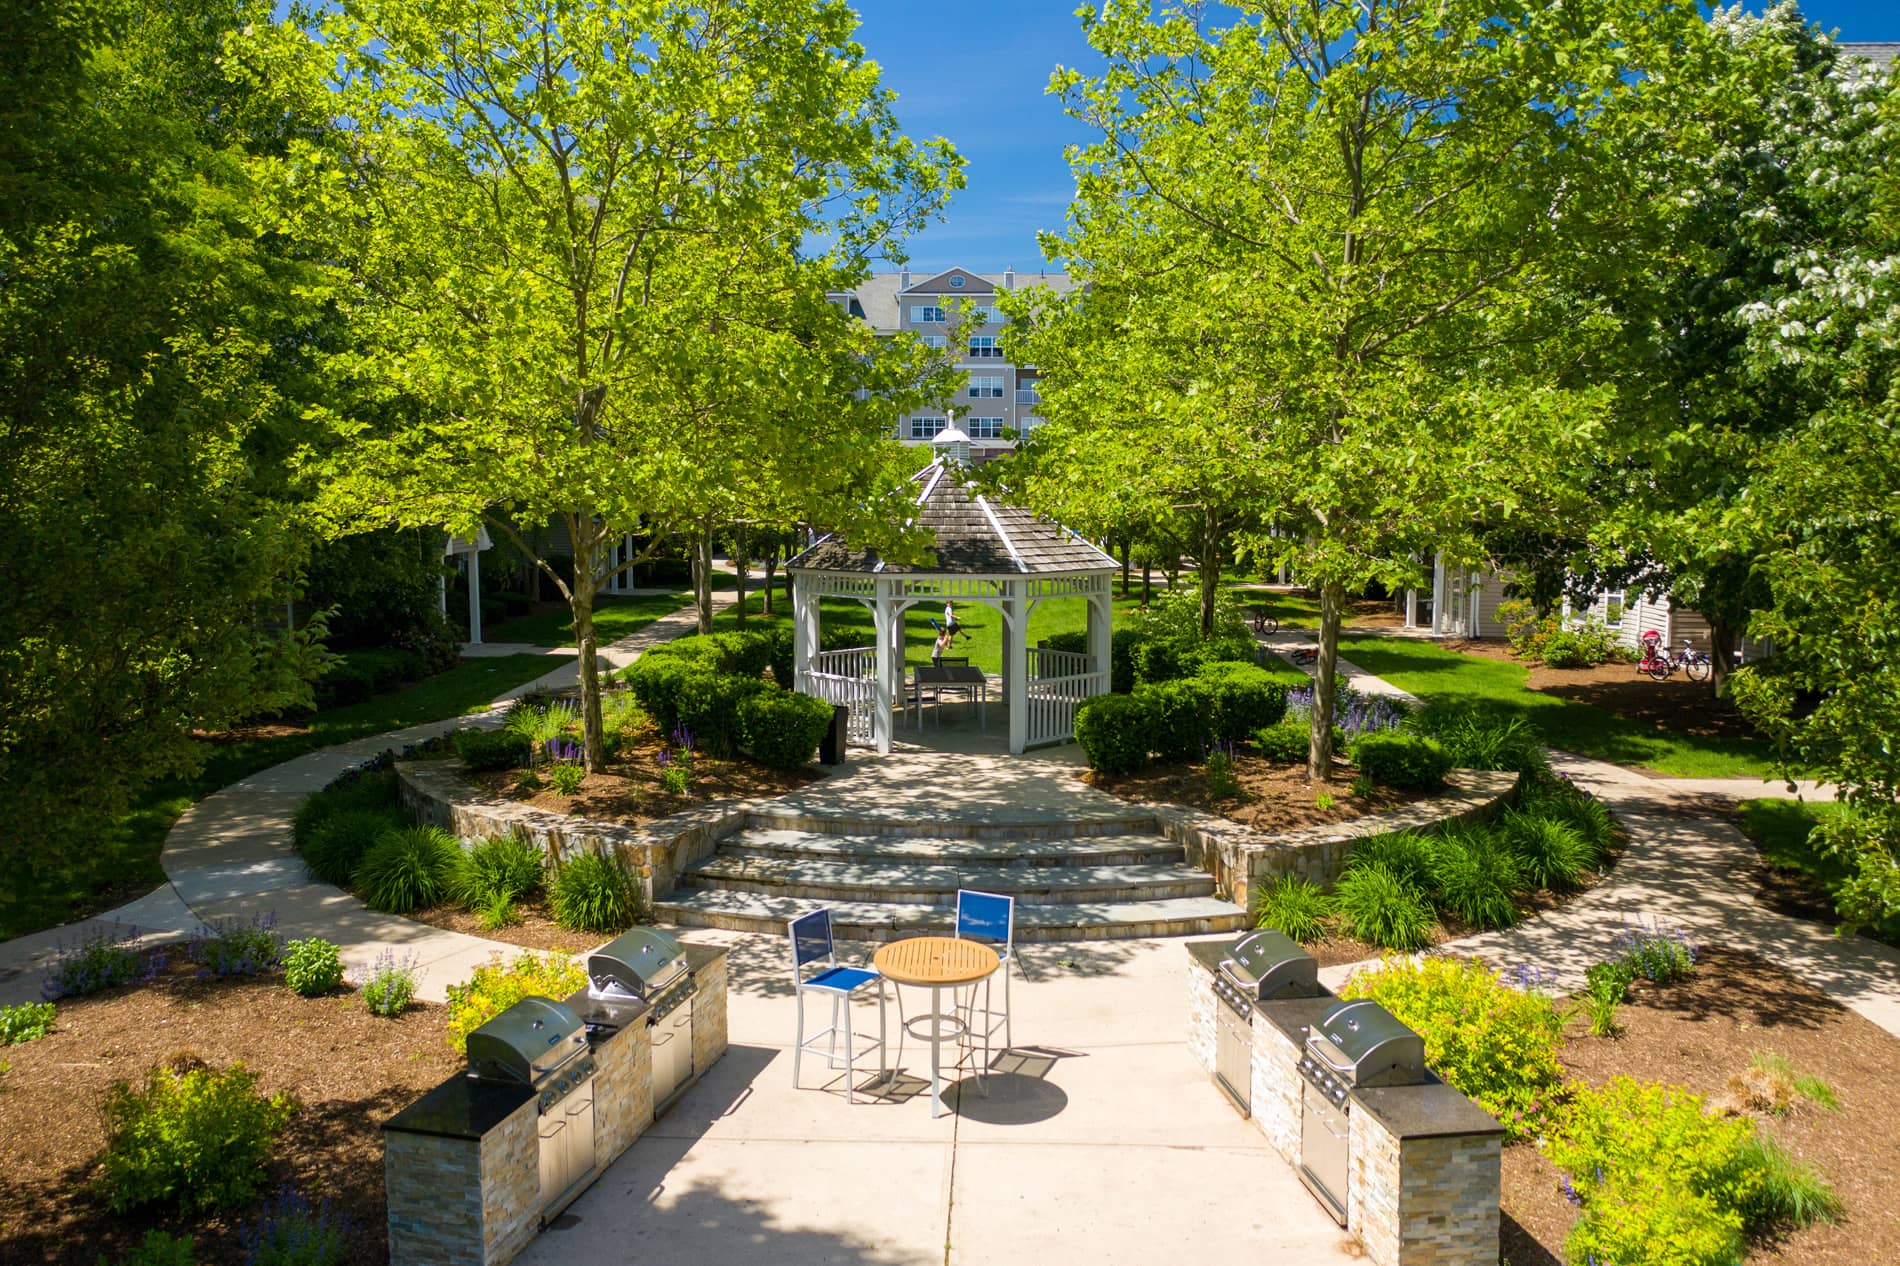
[974,496,1028,573]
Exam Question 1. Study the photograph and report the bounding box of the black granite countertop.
[1351,1081,1505,1140]
[383,1073,533,1141]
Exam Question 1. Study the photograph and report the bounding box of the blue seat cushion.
[801,966,879,994]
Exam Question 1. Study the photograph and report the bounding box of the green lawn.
[1,653,556,941]
[1733,799,1896,945]
[1336,635,1781,778]
[484,591,693,647]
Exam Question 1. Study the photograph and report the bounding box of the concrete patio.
[518,928,1365,1266]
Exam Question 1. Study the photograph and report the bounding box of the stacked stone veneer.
[691,953,729,1073]
[397,759,750,903]
[1185,951,1500,1266]
[1158,769,1519,904]
[593,1021,654,1164]
[385,1101,539,1266]
[1349,1112,1501,1266]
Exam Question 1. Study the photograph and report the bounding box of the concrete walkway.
[517,928,1361,1266]
[1257,628,1420,704]
[0,596,741,1006]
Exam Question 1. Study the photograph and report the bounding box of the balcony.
[1015,389,1040,406]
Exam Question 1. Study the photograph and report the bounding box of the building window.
[921,334,947,349]
[949,275,965,287]
[910,305,945,324]
[908,416,946,440]
[968,336,1002,358]
[970,304,1004,324]
[967,376,1004,399]
[1015,385,1040,405]
[966,417,1005,439]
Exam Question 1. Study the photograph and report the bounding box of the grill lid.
[466,996,588,1086]
[1306,999,1426,1088]
[1218,929,1319,1000]
[588,928,688,1000]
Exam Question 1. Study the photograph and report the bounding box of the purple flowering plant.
[190,913,285,979]
[42,923,168,1000]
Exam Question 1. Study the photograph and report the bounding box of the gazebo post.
[1006,585,1028,755]
[792,582,817,684]
[1087,581,1112,687]
[872,578,894,754]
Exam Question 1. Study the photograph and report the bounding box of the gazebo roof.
[787,460,1116,576]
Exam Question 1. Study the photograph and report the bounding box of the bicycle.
[1636,631,1712,683]
[1250,605,1279,635]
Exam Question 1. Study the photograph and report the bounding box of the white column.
[871,579,894,754]
[1086,583,1112,693]
[466,549,483,644]
[1431,556,1447,636]
[1404,587,1417,629]
[792,580,817,681]
[1006,586,1028,755]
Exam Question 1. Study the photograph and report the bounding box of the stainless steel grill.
[1297,999,1427,1225]
[464,996,598,1216]
[585,928,697,1111]
[1209,931,1319,1118]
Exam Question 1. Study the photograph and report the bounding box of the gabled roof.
[1839,42,1899,66]
[833,269,1077,334]
[903,268,995,295]
[787,460,1116,577]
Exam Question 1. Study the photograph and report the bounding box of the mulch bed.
[1085,754,1429,832]
[1442,638,1762,744]
[1501,947,1900,1266]
[470,726,821,828]
[0,962,461,1266]
[406,897,599,956]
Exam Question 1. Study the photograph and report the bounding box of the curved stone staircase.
[653,803,1248,942]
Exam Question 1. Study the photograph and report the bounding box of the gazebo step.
[683,855,1215,906]
[653,889,1249,943]
[741,805,1158,841]
[720,827,1185,868]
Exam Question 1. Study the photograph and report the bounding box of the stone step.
[741,805,1158,842]
[653,888,1248,943]
[684,855,1215,906]
[720,827,1185,868]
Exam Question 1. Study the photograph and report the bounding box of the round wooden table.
[873,936,1001,1117]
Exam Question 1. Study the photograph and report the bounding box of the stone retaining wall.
[396,760,753,904]
[1154,769,1520,905]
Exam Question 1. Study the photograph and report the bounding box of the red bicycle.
[1637,630,1712,683]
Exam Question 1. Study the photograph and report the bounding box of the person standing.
[943,600,958,633]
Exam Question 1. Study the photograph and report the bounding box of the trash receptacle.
[819,704,850,765]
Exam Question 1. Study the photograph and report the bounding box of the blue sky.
[852,0,1900,274]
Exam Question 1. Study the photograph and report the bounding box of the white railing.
[799,645,877,744]
[1025,669,1109,747]
[1028,647,1090,680]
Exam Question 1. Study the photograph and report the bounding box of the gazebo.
[785,434,1117,755]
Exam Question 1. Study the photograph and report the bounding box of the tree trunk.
[1119,539,1131,595]
[569,543,607,773]
[1141,562,1152,606]
[1198,550,1221,637]
[733,524,748,626]
[1707,618,1739,696]
[1308,581,1346,784]
[763,544,778,616]
[694,524,715,634]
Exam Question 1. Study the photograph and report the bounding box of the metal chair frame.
[953,889,1015,1059]
[788,909,888,1103]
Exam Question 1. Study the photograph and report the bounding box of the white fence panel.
[1025,670,1108,748]
[798,644,877,745]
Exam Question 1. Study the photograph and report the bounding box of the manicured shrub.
[99,1055,296,1214]
[1349,732,1452,789]
[1426,828,1522,930]
[0,1001,56,1044]
[1539,618,1621,669]
[41,924,165,1000]
[1134,678,1214,762]
[740,689,835,769]
[1341,955,1565,1139]
[446,951,589,1052]
[766,627,796,689]
[190,915,284,978]
[455,728,532,772]
[114,1231,197,1266]
[304,808,402,888]
[1109,626,1145,693]
[547,761,585,795]
[632,662,769,757]
[1252,875,1333,943]
[1563,1171,1746,1266]
[239,1185,353,1266]
[1074,693,1154,775]
[282,938,345,997]
[1497,597,1558,660]
[452,833,546,907]
[1040,631,1089,657]
[1252,718,1312,764]
[358,949,418,1017]
[1333,864,1434,951]
[1518,774,1617,854]
[291,768,402,849]
[1499,809,1594,891]
[352,827,459,914]
[1194,661,1291,741]
[1347,830,1438,892]
[551,851,642,933]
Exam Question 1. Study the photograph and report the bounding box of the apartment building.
[832,266,1076,459]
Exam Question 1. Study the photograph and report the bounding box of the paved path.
[0,596,739,1006]
[1257,628,1420,704]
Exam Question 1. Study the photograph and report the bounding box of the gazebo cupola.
[784,454,1117,755]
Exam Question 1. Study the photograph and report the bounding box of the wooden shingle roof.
[788,461,1116,576]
